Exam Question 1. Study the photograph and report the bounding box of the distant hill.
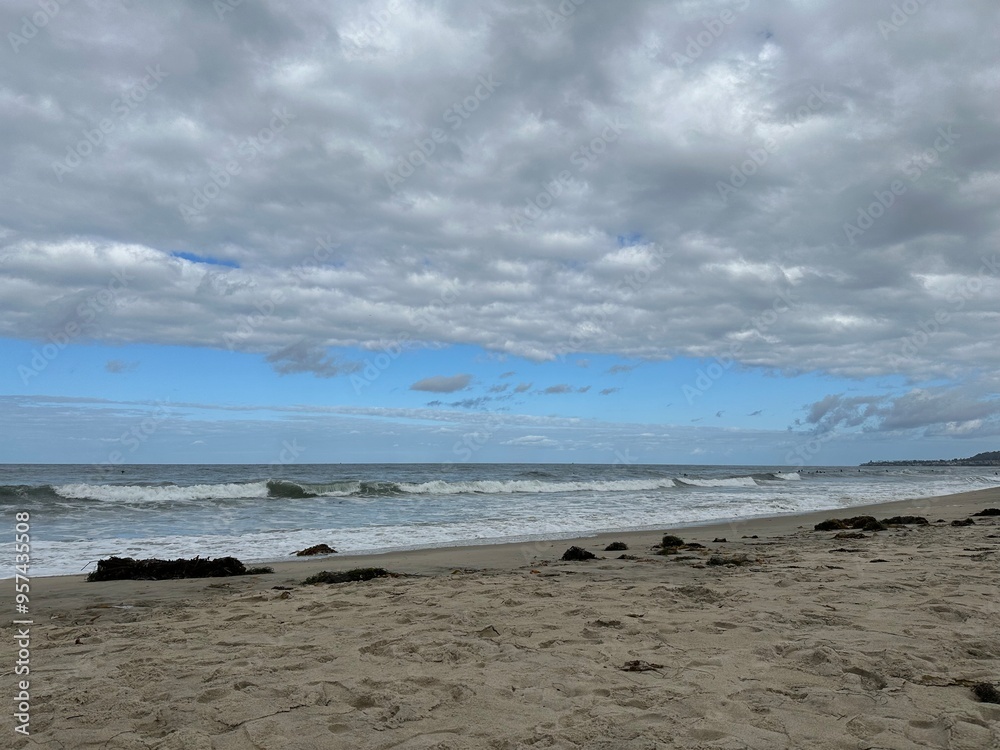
[862,450,1000,467]
[968,451,1000,463]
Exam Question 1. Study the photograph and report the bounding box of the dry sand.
[8,487,1000,749]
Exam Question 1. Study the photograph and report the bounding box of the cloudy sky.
[2,0,999,466]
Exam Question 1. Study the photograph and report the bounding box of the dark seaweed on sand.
[561,546,597,561]
[972,508,1000,517]
[881,515,929,525]
[293,543,338,556]
[833,531,867,539]
[972,682,1000,704]
[707,553,752,567]
[814,516,886,532]
[620,660,663,672]
[302,567,392,585]
[86,555,270,582]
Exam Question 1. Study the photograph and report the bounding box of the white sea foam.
[397,478,679,495]
[54,482,269,503]
[674,476,759,488]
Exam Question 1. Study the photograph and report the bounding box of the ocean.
[3,463,999,577]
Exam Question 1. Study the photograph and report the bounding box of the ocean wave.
[674,476,759,488]
[753,471,802,482]
[775,472,802,481]
[518,469,557,479]
[28,471,802,504]
[53,482,270,503]
[0,484,60,501]
[396,478,680,495]
[266,479,402,499]
[266,479,319,499]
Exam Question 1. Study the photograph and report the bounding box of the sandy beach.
[11,487,1000,749]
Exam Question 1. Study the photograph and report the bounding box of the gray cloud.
[0,1,998,387]
[265,340,357,378]
[105,359,138,374]
[540,384,591,395]
[410,374,473,393]
[443,396,501,410]
[805,378,1000,437]
[607,364,636,375]
[543,384,570,394]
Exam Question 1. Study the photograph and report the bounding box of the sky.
[1,0,999,466]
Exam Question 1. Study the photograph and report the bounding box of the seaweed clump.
[86,556,261,582]
[561,546,597,561]
[604,542,629,551]
[881,516,929,526]
[302,568,391,585]
[293,544,338,556]
[814,516,887,532]
[707,553,753,567]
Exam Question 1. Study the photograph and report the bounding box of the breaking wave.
[4,470,807,506]
[52,482,270,503]
[673,476,759,488]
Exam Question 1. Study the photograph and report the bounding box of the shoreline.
[28,485,1000,608]
[14,468,1000,580]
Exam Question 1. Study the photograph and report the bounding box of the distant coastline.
[861,450,1000,467]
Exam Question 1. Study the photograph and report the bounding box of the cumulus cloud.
[410,374,473,393]
[0,0,998,388]
[805,380,1000,437]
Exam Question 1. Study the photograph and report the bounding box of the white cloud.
[502,435,559,448]
[0,0,997,390]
